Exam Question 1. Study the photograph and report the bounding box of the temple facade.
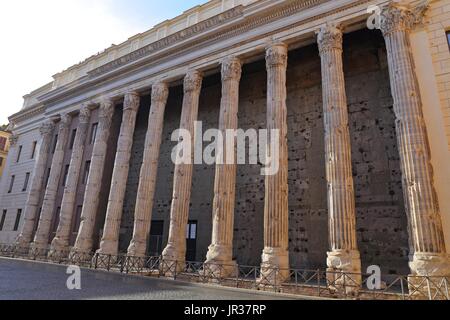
[0,0,450,282]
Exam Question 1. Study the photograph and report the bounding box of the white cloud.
[0,0,143,124]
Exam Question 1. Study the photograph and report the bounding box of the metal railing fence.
[0,244,448,300]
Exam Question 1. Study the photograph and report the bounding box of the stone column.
[127,83,169,257]
[31,114,72,252]
[380,3,450,277]
[205,57,241,276]
[260,43,290,284]
[317,25,362,285]
[71,100,115,259]
[162,71,203,268]
[97,92,140,256]
[50,106,91,254]
[15,120,55,247]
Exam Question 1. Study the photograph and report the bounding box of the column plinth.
[127,83,169,258]
[15,120,55,248]
[71,100,115,260]
[204,57,242,277]
[380,3,450,279]
[260,43,290,285]
[97,92,140,257]
[50,106,91,255]
[162,71,203,273]
[318,24,361,292]
[31,114,72,253]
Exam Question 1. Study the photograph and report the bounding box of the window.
[72,206,83,233]
[90,123,98,144]
[33,207,42,232]
[0,210,6,231]
[22,172,30,192]
[16,145,22,162]
[45,168,51,188]
[447,31,450,50]
[13,209,22,231]
[8,175,15,193]
[186,221,197,240]
[52,207,61,233]
[52,135,58,153]
[83,160,91,184]
[62,165,70,186]
[30,141,37,159]
[0,137,7,151]
[69,129,77,149]
[0,157,3,167]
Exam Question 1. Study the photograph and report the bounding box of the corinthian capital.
[266,42,288,68]
[9,134,19,147]
[380,1,429,36]
[184,70,203,93]
[151,82,169,103]
[317,24,343,55]
[58,114,72,132]
[39,120,55,137]
[124,92,140,112]
[222,57,242,82]
[79,105,92,123]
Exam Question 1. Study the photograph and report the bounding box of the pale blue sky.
[0,0,206,124]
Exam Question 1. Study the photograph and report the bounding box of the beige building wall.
[0,130,11,180]
[0,128,40,243]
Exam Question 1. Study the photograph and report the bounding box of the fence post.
[317,269,321,297]
[174,261,178,280]
[426,277,432,300]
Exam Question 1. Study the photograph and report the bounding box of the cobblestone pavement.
[0,258,301,300]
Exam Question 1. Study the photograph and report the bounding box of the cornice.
[88,5,245,78]
[9,105,46,125]
[13,0,382,124]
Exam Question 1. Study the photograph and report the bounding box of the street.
[0,257,301,300]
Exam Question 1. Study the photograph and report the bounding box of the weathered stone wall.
[117,29,409,274]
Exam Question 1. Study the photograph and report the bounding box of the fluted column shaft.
[205,57,241,271]
[162,71,203,264]
[50,106,91,253]
[31,115,72,251]
[97,92,140,256]
[15,120,55,246]
[380,3,449,276]
[127,83,169,257]
[71,101,115,257]
[317,25,361,276]
[260,43,290,283]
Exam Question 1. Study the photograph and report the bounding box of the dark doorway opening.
[148,220,164,256]
[186,220,198,262]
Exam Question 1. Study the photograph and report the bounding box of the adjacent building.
[0,129,12,180]
[0,0,449,283]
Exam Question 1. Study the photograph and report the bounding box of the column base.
[127,240,147,258]
[408,253,450,299]
[12,241,31,256]
[161,243,185,276]
[96,240,119,257]
[326,250,362,295]
[204,244,237,278]
[15,235,33,249]
[29,242,49,258]
[259,247,290,286]
[48,237,70,259]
